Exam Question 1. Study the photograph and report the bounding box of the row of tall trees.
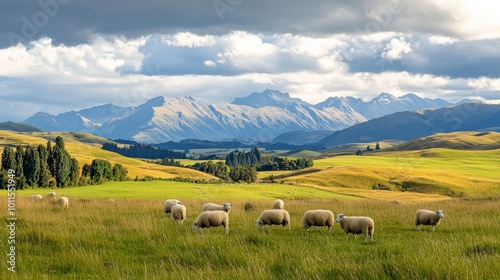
[102,142,186,159]
[225,148,313,171]
[191,160,257,183]
[0,136,79,189]
[1,137,129,189]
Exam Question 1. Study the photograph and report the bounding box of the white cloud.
[381,37,412,60]
[428,36,459,45]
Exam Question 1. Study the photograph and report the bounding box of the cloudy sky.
[1,0,500,122]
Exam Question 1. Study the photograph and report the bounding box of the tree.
[90,159,113,184]
[1,146,16,171]
[356,150,363,156]
[23,145,41,187]
[112,163,128,181]
[82,163,91,178]
[68,158,80,186]
[53,137,71,187]
[375,142,381,150]
[37,144,51,187]
[366,145,373,152]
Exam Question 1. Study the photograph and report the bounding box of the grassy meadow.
[1,130,500,278]
[1,196,499,279]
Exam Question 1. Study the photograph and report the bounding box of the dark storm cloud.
[346,37,500,78]
[0,0,461,48]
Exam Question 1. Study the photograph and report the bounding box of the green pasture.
[13,181,357,200]
[1,197,499,279]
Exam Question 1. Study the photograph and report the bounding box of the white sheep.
[46,192,58,203]
[30,194,43,202]
[272,199,284,209]
[57,197,69,208]
[171,204,187,224]
[414,209,444,231]
[192,211,229,234]
[163,199,181,214]
[336,214,375,241]
[302,210,335,232]
[202,202,232,214]
[256,209,291,230]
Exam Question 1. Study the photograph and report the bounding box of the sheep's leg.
[432,225,435,232]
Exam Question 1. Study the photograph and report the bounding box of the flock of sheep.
[164,198,445,240]
[30,192,69,207]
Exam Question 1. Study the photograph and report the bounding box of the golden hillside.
[0,130,216,180]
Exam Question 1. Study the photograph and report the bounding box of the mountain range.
[24,89,472,143]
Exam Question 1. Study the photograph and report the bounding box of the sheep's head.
[436,210,444,218]
[336,214,345,223]
[224,203,232,211]
[256,221,264,229]
[192,222,200,230]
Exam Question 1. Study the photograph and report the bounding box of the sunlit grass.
[1,197,499,279]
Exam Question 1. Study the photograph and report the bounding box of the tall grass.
[1,197,499,279]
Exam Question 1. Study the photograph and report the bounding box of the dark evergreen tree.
[1,146,16,171]
[68,158,80,187]
[53,136,71,187]
[23,145,41,187]
[375,142,380,150]
[37,144,51,187]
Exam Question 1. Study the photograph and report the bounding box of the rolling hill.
[0,121,42,132]
[386,131,500,151]
[316,103,500,148]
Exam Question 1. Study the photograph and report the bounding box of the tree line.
[225,148,313,171]
[102,142,186,159]
[0,137,128,189]
[188,147,313,183]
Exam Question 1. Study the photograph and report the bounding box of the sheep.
[414,209,444,231]
[171,204,187,224]
[163,199,181,214]
[272,199,284,209]
[256,209,291,230]
[302,210,335,232]
[336,214,375,242]
[30,194,43,202]
[202,202,232,214]
[46,192,58,203]
[192,211,229,234]
[57,197,69,208]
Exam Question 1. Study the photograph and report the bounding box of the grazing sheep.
[163,199,181,214]
[202,202,232,214]
[272,199,284,209]
[57,197,69,208]
[192,211,229,234]
[302,210,335,232]
[414,209,444,231]
[46,192,58,204]
[256,209,291,230]
[171,204,187,224]
[30,194,43,202]
[336,214,375,242]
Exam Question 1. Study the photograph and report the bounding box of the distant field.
[285,149,321,158]
[14,180,358,200]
